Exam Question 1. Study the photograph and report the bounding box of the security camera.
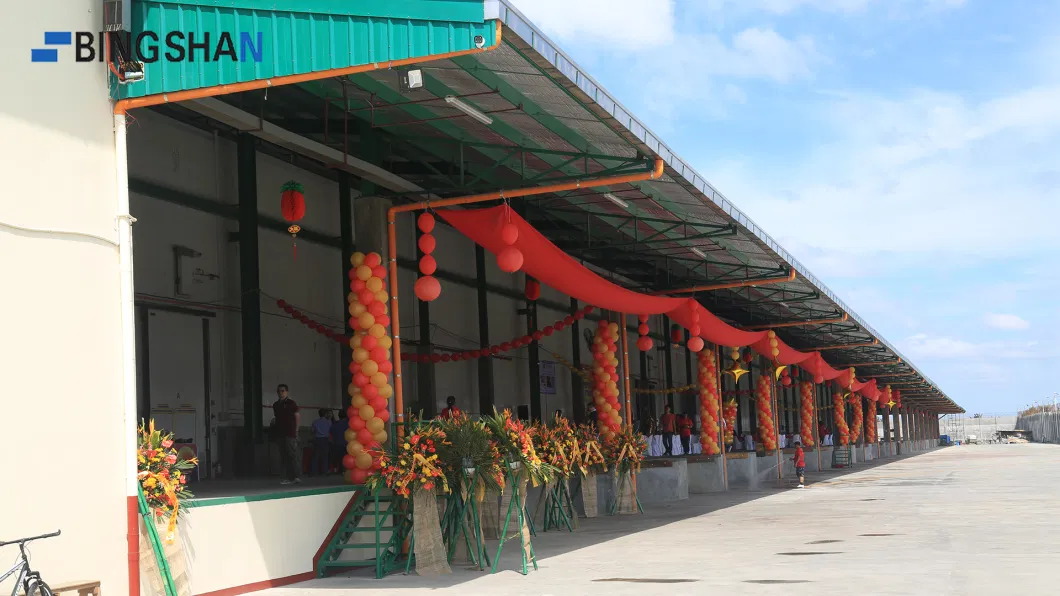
[474,35,485,49]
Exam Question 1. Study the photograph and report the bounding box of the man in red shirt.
[439,396,462,419]
[660,405,677,457]
[792,440,806,488]
[272,383,301,485]
[678,413,694,455]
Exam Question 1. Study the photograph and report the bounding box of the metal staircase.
[316,486,412,578]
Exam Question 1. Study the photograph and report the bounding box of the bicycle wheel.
[25,578,53,596]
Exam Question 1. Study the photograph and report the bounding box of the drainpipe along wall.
[111,21,504,596]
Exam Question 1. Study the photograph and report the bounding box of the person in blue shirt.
[310,409,332,476]
[330,408,349,474]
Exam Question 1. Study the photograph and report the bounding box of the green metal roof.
[113,0,495,99]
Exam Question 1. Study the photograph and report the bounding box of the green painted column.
[339,172,354,402]
[237,134,263,453]
[476,246,495,417]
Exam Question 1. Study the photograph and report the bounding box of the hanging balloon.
[687,337,704,353]
[636,314,653,351]
[497,245,524,273]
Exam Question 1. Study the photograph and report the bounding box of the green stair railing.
[137,485,179,596]
[316,485,411,578]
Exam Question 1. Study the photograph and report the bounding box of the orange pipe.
[387,159,665,423]
[113,21,503,114]
[653,268,795,295]
[814,340,878,351]
[127,496,139,596]
[837,359,901,367]
[620,313,632,426]
[744,313,848,330]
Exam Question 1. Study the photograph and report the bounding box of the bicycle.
[0,530,60,596]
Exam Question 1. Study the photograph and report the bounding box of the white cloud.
[506,0,677,50]
[699,0,965,17]
[984,313,1030,331]
[902,333,981,359]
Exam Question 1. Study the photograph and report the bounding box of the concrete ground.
[266,444,1060,596]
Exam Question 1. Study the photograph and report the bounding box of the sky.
[507,0,1060,415]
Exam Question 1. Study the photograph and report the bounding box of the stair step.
[348,526,396,532]
[319,559,378,568]
[336,543,382,549]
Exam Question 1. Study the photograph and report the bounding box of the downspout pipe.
[112,22,504,596]
[115,113,140,596]
[387,158,666,425]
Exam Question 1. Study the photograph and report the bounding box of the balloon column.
[755,374,777,451]
[849,394,863,444]
[865,398,878,443]
[799,380,815,448]
[344,251,394,484]
[833,388,850,446]
[592,320,623,435]
[722,399,737,445]
[697,349,721,455]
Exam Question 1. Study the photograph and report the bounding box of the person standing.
[439,396,462,419]
[678,413,694,455]
[792,441,806,488]
[272,384,301,485]
[586,403,598,425]
[330,408,349,474]
[310,409,331,477]
[660,405,677,457]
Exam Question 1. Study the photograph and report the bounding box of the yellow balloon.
[609,357,619,367]
[608,322,619,333]
[344,429,357,443]
[349,337,361,350]
[359,404,375,420]
[349,440,364,454]
[353,348,369,363]
[361,359,379,376]
[374,290,388,303]
[379,384,393,399]
[358,312,376,329]
[347,293,356,304]
[369,324,386,338]
[373,430,388,443]
[351,252,366,267]
[356,265,373,281]
[366,277,383,293]
[352,395,367,408]
[347,384,358,397]
[371,372,388,387]
[367,417,384,433]
[355,451,373,469]
[378,335,393,350]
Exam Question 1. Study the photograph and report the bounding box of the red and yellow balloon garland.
[833,388,850,446]
[754,374,777,451]
[344,251,394,485]
[849,393,863,444]
[591,320,623,435]
[722,399,737,445]
[865,398,878,443]
[799,380,815,448]
[697,349,721,455]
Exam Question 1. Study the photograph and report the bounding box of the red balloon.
[353,372,370,388]
[359,290,375,305]
[369,397,387,411]
[364,252,382,268]
[637,336,653,351]
[500,222,519,245]
[348,407,361,423]
[298,315,310,324]
[357,428,374,445]
[638,323,649,335]
[605,365,616,374]
[573,311,585,320]
[743,352,754,363]
[418,233,436,255]
[688,337,705,352]
[691,325,701,337]
[342,454,357,470]
[369,348,387,362]
[368,301,386,317]
[637,314,647,323]
[430,354,442,363]
[451,353,463,362]
[543,325,555,336]
[378,408,390,422]
[414,275,441,302]
[362,384,379,399]
[554,321,566,331]
[372,265,387,280]
[376,315,390,328]
[441,354,451,362]
[500,342,512,351]
[350,468,369,484]
[582,305,595,315]
[378,360,392,374]
[521,335,533,344]
[361,334,378,350]
[490,346,501,355]
[419,255,437,275]
[277,299,288,308]
[496,246,524,273]
[814,375,824,384]
[349,317,358,329]
[610,373,619,383]
[417,212,436,233]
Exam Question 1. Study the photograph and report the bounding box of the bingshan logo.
[32,31,264,63]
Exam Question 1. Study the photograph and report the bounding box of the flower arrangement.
[572,423,607,475]
[137,421,198,542]
[434,414,505,492]
[533,417,577,478]
[371,425,450,497]
[601,424,647,476]
[483,409,551,484]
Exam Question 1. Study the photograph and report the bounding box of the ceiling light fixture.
[444,95,493,125]
[690,247,708,259]
[603,192,629,209]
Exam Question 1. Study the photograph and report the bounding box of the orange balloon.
[374,291,388,304]
[369,324,386,338]
[366,277,383,293]
[351,395,366,408]
[361,359,379,376]
[379,384,393,399]
[344,429,357,443]
[350,252,366,267]
[358,312,376,329]
[371,372,387,387]
[373,430,388,443]
[347,384,359,397]
[356,265,373,281]
[377,335,393,350]
[359,404,375,420]
[355,451,373,469]
[367,417,384,433]
[353,348,369,363]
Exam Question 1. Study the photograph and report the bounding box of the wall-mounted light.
[399,68,423,93]
[603,192,629,209]
[444,95,493,125]
[690,247,708,259]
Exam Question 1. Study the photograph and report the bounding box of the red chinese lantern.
[280,180,306,258]
[524,277,541,301]
[670,324,682,345]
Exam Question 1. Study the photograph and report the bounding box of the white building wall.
[0,2,126,594]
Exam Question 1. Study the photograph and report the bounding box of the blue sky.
[509,0,1060,415]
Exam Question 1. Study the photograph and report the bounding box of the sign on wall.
[540,360,557,395]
